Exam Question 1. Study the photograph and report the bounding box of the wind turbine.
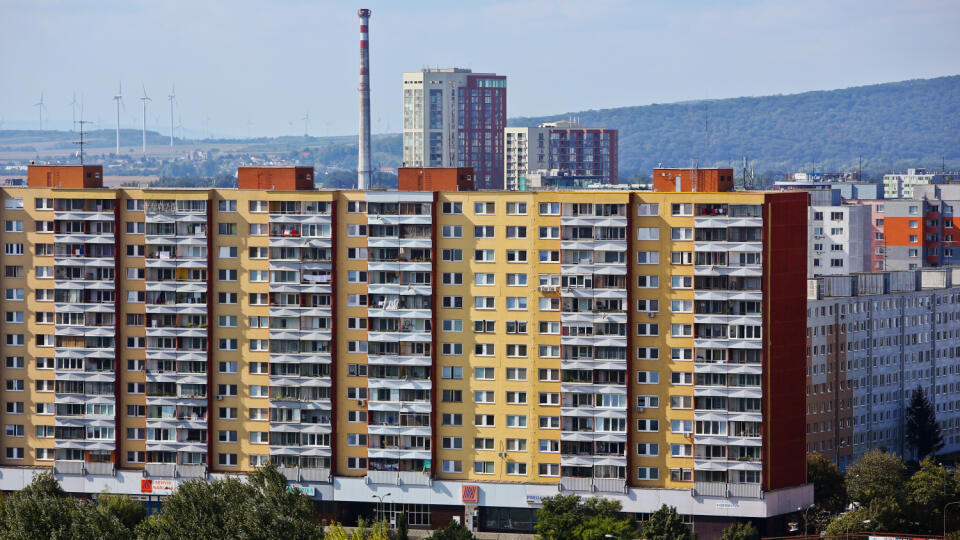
[113,82,123,154]
[167,84,176,147]
[69,92,78,131]
[139,84,151,153]
[33,92,46,131]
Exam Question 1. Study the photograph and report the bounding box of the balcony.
[365,470,432,486]
[692,482,761,499]
[559,477,626,493]
[143,463,207,478]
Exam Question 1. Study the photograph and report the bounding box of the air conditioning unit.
[358,399,366,407]
[636,406,645,412]
[498,452,507,458]
[215,395,223,401]
[647,312,656,318]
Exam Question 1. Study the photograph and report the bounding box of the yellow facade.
[0,185,769,492]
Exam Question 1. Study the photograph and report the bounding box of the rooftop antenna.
[167,84,176,147]
[33,91,46,131]
[74,120,92,165]
[113,82,124,154]
[139,83,151,153]
[69,92,78,131]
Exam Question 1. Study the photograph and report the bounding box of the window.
[442,272,462,285]
[218,246,237,258]
[506,462,527,475]
[441,225,462,238]
[636,227,659,241]
[442,390,463,403]
[4,221,23,232]
[474,343,495,356]
[670,396,693,409]
[539,226,559,239]
[671,203,692,216]
[474,225,495,238]
[474,461,495,474]
[506,250,527,262]
[671,275,692,289]
[506,273,527,286]
[218,453,238,466]
[442,296,462,309]
[442,343,463,356]
[506,226,527,239]
[474,202,495,215]
[671,420,692,433]
[474,367,494,380]
[637,419,659,432]
[474,414,495,427]
[474,390,495,404]
[442,201,462,214]
[671,324,692,337]
[442,413,462,426]
[637,323,659,336]
[441,366,462,379]
[506,202,527,215]
[637,203,659,216]
[637,251,659,265]
[539,202,560,215]
[637,371,659,384]
[506,297,527,310]
[637,275,659,288]
[474,273,495,286]
[636,396,659,409]
[442,249,463,262]
[505,391,526,404]
[539,250,560,263]
[637,443,659,456]
[441,437,463,449]
[475,297,495,310]
[637,299,659,313]
[538,392,559,406]
[637,467,659,480]
[506,415,527,428]
[442,319,463,332]
[474,249,495,262]
[218,200,237,212]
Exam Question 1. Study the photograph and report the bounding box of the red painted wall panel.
[762,191,809,491]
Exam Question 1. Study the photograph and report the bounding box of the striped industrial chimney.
[357,8,372,191]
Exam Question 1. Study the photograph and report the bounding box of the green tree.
[97,492,147,531]
[535,494,583,540]
[426,520,475,540]
[0,471,129,540]
[396,512,408,540]
[325,518,392,540]
[905,457,960,534]
[719,521,759,540]
[807,453,847,513]
[640,504,695,540]
[134,464,323,539]
[535,495,636,540]
[823,496,906,536]
[906,386,944,460]
[572,497,636,540]
[846,450,906,506]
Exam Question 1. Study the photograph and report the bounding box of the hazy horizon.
[2,0,959,138]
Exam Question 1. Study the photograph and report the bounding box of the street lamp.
[946,501,960,538]
[844,519,870,540]
[798,504,815,539]
[372,492,391,523]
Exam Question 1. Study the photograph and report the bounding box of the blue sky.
[1,0,959,137]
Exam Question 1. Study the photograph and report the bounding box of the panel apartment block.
[806,270,960,469]
[0,170,811,536]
